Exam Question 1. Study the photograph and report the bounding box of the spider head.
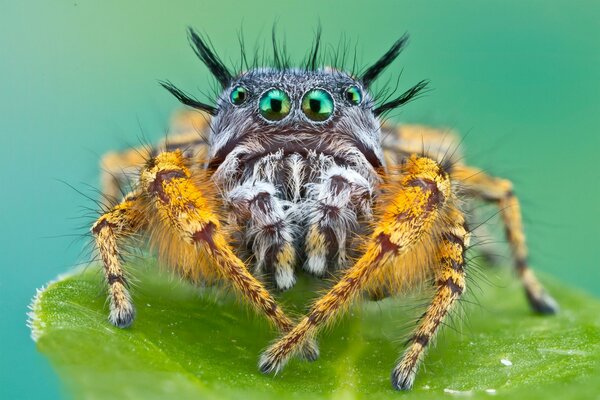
[162,29,428,174]
[208,68,386,170]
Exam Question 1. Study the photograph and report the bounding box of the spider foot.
[109,303,136,328]
[258,348,287,375]
[299,338,320,362]
[391,364,416,391]
[259,335,318,374]
[526,289,559,315]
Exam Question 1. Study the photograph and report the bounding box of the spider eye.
[230,86,248,105]
[344,85,362,105]
[301,89,334,122]
[259,89,291,121]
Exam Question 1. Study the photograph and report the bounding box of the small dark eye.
[345,85,362,105]
[301,89,334,122]
[259,89,291,121]
[230,86,248,105]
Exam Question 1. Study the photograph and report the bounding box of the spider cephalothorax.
[94,28,558,391]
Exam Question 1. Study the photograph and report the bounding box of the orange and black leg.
[392,206,470,390]
[137,150,318,360]
[383,124,557,314]
[452,165,558,314]
[259,155,453,374]
[91,192,146,328]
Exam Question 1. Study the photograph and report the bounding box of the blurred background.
[1,1,598,398]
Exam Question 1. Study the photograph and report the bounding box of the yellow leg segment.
[452,165,558,314]
[139,150,318,360]
[392,207,469,390]
[259,155,452,374]
[92,193,145,328]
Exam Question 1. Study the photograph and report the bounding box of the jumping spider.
[93,29,558,390]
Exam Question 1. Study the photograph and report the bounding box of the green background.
[1,1,598,398]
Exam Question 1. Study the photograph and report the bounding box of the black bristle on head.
[188,28,232,87]
[306,25,322,71]
[237,30,249,72]
[373,79,429,116]
[272,24,282,70]
[360,34,409,88]
[159,81,217,115]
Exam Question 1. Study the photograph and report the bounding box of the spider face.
[161,30,429,197]
[208,68,384,180]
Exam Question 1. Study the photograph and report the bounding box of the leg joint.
[405,178,445,212]
[191,222,218,249]
[438,277,464,295]
[148,169,187,203]
[107,273,126,285]
[411,333,430,347]
[92,218,114,235]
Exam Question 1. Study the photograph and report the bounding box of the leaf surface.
[30,261,600,399]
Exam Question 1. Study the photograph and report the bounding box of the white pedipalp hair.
[213,136,378,288]
[302,165,374,274]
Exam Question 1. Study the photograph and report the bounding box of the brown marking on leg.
[392,214,469,390]
[91,195,145,328]
[140,151,318,359]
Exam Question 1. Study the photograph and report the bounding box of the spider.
[92,28,558,391]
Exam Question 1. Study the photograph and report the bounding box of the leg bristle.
[275,265,296,291]
[304,255,327,277]
[109,304,136,328]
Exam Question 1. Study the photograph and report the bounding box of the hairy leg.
[452,165,558,313]
[139,150,318,359]
[91,192,146,328]
[392,206,470,390]
[259,155,452,373]
[227,181,298,290]
[304,166,372,275]
[383,123,557,314]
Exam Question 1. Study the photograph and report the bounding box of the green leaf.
[29,260,600,399]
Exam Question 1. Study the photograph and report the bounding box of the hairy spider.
[93,28,558,390]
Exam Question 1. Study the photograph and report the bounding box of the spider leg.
[100,110,210,200]
[227,181,298,290]
[381,123,463,168]
[100,148,149,201]
[92,192,146,328]
[259,155,452,374]
[452,165,558,314]
[139,150,318,360]
[304,166,372,275]
[382,124,557,314]
[392,206,469,390]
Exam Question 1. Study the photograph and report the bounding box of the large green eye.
[301,89,334,122]
[345,85,362,105]
[230,86,248,105]
[259,89,291,121]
